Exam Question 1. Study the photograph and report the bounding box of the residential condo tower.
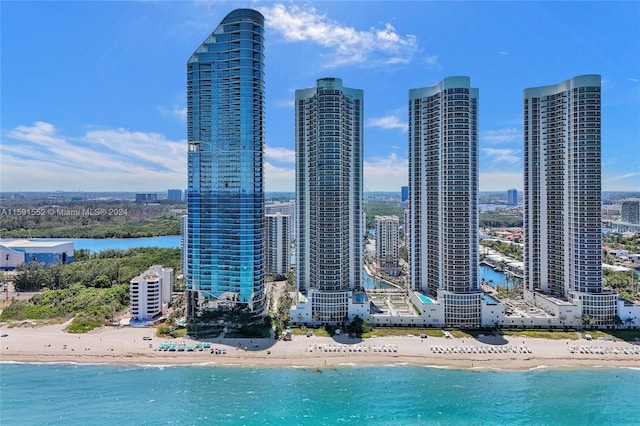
[295,78,364,324]
[523,74,615,326]
[186,9,266,316]
[408,76,480,327]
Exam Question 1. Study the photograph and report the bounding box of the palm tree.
[575,315,583,330]
[624,317,635,330]
[559,315,567,330]
[578,314,593,330]
[613,315,623,330]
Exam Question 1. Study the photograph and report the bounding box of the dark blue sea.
[1,364,638,425]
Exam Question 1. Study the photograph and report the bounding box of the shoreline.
[2,322,639,372]
[3,357,639,373]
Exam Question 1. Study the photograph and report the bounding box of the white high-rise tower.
[523,74,615,326]
[408,76,480,327]
[295,77,363,324]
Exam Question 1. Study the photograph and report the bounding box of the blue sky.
[1,1,639,193]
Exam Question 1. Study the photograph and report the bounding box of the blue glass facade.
[186,9,265,316]
[401,186,409,202]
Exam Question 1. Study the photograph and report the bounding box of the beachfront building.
[130,265,174,323]
[408,76,481,327]
[181,214,188,282]
[375,215,401,276]
[507,188,518,206]
[265,213,290,276]
[0,240,74,270]
[292,77,367,325]
[523,75,615,327]
[617,297,640,329]
[186,9,266,317]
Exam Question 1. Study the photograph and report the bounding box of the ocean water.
[1,364,638,425]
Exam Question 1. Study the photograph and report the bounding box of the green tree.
[347,315,372,336]
[92,274,112,288]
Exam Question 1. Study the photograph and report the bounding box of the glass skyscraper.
[186,9,265,317]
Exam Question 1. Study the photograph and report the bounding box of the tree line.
[603,268,639,302]
[479,214,523,228]
[1,247,182,332]
[12,247,181,292]
[0,201,182,238]
[480,239,524,261]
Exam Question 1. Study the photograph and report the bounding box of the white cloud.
[265,146,295,164]
[500,50,509,56]
[83,128,186,174]
[628,78,639,83]
[261,4,419,68]
[481,127,520,144]
[274,99,296,108]
[603,171,640,191]
[423,55,440,69]
[8,121,65,146]
[1,121,186,191]
[158,104,187,123]
[608,172,640,181]
[364,153,408,191]
[367,115,407,132]
[479,172,523,191]
[264,162,295,192]
[481,148,521,165]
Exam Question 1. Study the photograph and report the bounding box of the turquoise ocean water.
[1,364,638,425]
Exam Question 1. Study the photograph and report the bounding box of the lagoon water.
[1,364,638,425]
[5,236,182,252]
[479,264,509,287]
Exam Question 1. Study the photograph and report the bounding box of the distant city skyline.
[2,1,639,192]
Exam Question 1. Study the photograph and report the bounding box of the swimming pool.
[417,293,433,304]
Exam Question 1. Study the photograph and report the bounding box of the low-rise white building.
[617,298,640,328]
[130,265,173,322]
[290,290,370,326]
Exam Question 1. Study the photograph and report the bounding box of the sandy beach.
[1,322,639,370]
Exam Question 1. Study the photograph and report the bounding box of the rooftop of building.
[0,239,73,249]
[131,272,162,283]
[503,299,558,319]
